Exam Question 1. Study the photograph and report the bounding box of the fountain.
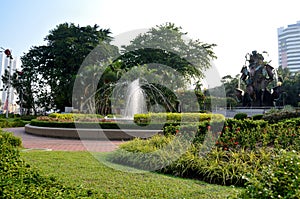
[124,79,147,119]
[26,79,161,139]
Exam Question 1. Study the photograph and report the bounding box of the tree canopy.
[4,23,112,114]
[77,23,217,114]
[4,22,217,115]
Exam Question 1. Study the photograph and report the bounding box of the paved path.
[4,127,124,152]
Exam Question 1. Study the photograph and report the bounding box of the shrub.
[109,134,273,187]
[109,115,300,188]
[20,115,37,121]
[47,113,104,122]
[0,119,26,128]
[134,112,225,124]
[218,118,300,151]
[239,150,300,199]
[0,130,96,198]
[233,112,247,120]
[108,135,183,171]
[251,114,263,120]
[262,106,300,123]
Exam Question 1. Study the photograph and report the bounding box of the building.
[0,52,19,113]
[278,21,300,73]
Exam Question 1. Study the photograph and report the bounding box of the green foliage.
[276,67,300,107]
[134,112,225,124]
[217,118,300,151]
[202,96,228,110]
[108,134,193,171]
[0,131,22,148]
[0,118,27,128]
[251,114,263,120]
[122,22,217,80]
[233,112,248,120]
[45,113,104,121]
[110,117,300,188]
[92,22,217,115]
[262,107,300,123]
[22,151,242,199]
[0,113,20,118]
[7,23,113,114]
[20,115,37,121]
[0,131,96,198]
[239,150,300,199]
[109,134,273,187]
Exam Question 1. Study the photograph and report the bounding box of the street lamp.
[0,47,13,118]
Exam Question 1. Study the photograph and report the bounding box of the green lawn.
[21,151,242,199]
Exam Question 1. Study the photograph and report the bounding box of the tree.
[121,22,216,81]
[92,23,217,114]
[276,66,300,106]
[6,23,113,114]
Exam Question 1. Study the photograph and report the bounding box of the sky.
[1,0,300,79]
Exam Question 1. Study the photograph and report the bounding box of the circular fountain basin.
[25,124,163,140]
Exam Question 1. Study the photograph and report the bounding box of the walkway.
[4,127,124,152]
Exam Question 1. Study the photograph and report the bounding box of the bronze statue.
[236,50,283,107]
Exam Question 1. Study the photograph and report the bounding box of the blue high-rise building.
[278,21,300,73]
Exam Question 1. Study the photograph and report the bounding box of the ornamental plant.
[239,150,300,199]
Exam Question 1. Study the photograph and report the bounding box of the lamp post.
[1,47,13,118]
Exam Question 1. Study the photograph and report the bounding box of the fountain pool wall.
[25,124,162,140]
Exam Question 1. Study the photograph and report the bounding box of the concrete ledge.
[25,124,163,140]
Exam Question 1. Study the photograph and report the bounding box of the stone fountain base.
[25,124,162,140]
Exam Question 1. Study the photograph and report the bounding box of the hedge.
[134,112,225,124]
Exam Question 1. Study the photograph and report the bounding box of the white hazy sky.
[1,0,300,78]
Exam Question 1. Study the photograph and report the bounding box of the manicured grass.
[21,151,242,198]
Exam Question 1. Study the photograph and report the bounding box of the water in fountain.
[124,79,147,119]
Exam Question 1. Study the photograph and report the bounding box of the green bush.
[0,130,96,198]
[0,131,22,148]
[47,113,104,122]
[108,135,181,170]
[109,117,300,187]
[109,134,273,187]
[0,118,26,128]
[262,110,300,123]
[233,112,247,120]
[0,113,20,119]
[251,114,263,120]
[134,112,225,124]
[20,115,37,121]
[217,118,300,151]
[239,150,300,199]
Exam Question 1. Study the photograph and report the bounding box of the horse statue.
[236,50,282,107]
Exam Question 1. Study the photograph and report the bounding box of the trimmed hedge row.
[134,112,225,124]
[30,119,215,130]
[31,113,225,131]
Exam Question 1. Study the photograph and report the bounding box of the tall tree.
[6,23,113,114]
[276,66,300,106]
[121,22,216,81]
[92,23,217,114]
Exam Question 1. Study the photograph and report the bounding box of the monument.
[236,50,284,107]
